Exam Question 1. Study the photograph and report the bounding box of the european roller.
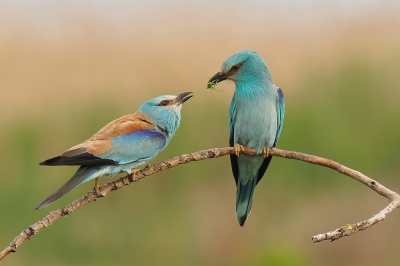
[35,92,193,210]
[208,50,285,226]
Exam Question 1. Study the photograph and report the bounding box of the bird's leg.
[93,178,101,197]
[262,147,270,158]
[127,168,141,181]
[234,143,245,157]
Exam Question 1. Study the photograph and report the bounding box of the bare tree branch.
[1,147,399,261]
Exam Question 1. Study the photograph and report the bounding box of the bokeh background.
[1,1,400,265]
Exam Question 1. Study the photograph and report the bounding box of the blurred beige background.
[1,1,400,265]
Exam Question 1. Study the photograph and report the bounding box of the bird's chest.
[231,96,277,152]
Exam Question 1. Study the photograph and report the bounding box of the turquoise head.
[209,50,273,86]
[138,92,193,138]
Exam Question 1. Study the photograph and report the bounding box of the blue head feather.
[222,50,273,87]
[138,95,185,138]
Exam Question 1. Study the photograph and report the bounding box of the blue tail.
[34,166,96,209]
[236,178,257,226]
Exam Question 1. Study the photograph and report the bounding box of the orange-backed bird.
[35,92,193,209]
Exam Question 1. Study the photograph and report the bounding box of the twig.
[1,147,399,261]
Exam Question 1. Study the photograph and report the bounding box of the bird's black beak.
[208,71,228,84]
[174,92,193,105]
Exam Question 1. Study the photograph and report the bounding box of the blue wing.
[229,97,239,185]
[256,88,284,184]
[98,130,167,164]
[274,88,285,147]
[229,96,236,140]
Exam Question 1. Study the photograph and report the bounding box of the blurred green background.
[1,1,400,265]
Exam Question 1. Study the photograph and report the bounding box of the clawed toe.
[93,178,102,198]
[262,147,270,158]
[234,143,245,157]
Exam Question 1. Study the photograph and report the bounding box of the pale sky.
[0,0,398,27]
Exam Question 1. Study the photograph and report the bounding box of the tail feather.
[236,178,257,226]
[34,167,94,210]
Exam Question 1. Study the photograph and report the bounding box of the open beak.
[208,71,228,84]
[174,92,193,105]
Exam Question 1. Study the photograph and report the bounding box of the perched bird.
[35,92,193,210]
[208,50,285,226]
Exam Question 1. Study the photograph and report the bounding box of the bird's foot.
[234,143,245,157]
[127,168,141,181]
[93,178,102,198]
[262,147,270,158]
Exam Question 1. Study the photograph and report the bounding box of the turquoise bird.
[209,50,285,226]
[35,92,193,210]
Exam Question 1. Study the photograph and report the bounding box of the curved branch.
[1,147,399,261]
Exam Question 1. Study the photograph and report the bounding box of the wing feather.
[99,130,167,164]
[229,99,239,185]
[89,112,155,140]
[274,88,285,146]
[40,112,157,166]
[256,88,285,184]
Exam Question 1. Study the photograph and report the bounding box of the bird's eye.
[158,100,170,106]
[231,63,242,71]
